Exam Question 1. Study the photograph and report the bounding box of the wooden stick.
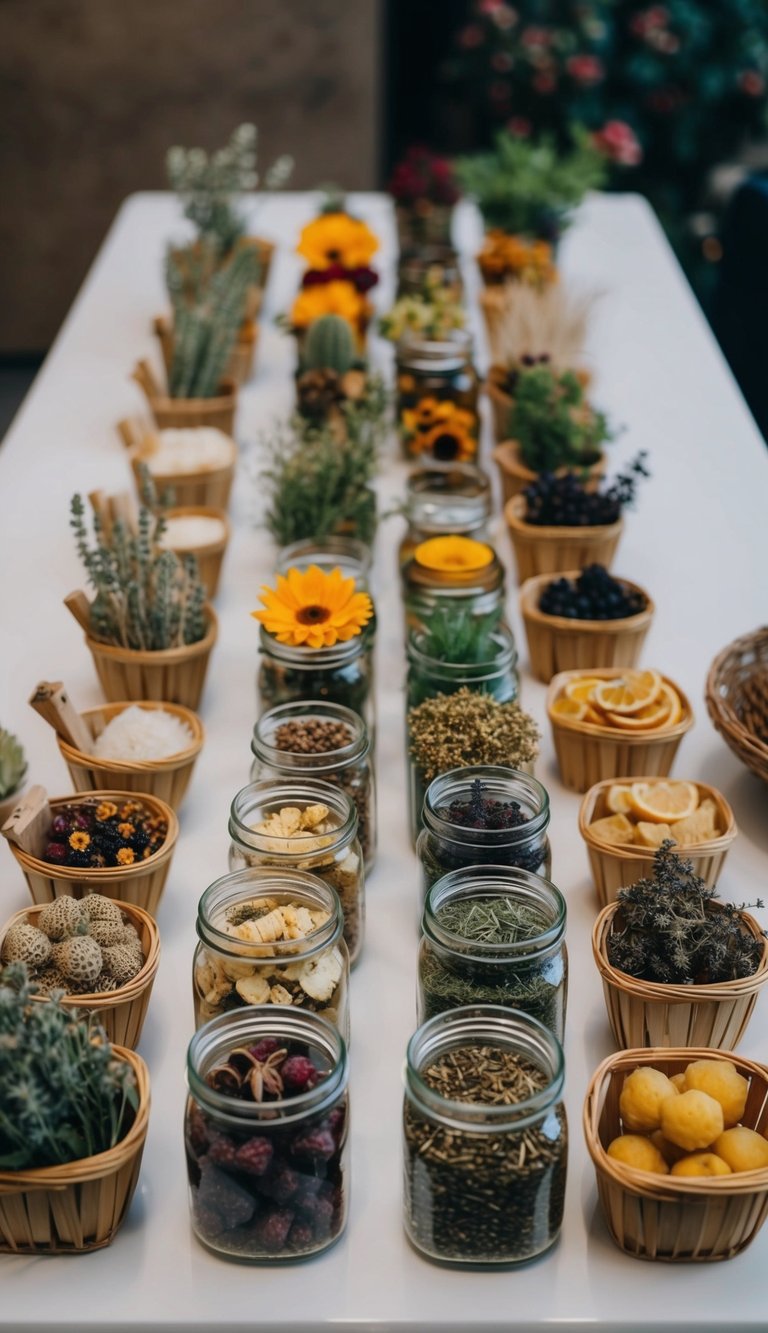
[29,681,94,753]
[116,418,143,451]
[63,590,92,634]
[1,785,49,853]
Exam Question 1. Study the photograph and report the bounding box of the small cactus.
[0,727,26,801]
[166,240,259,399]
[302,315,357,375]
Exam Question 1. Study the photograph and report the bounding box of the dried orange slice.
[589,813,635,845]
[593,670,662,715]
[605,683,681,732]
[606,784,634,814]
[628,781,699,824]
[551,696,587,721]
[565,676,603,704]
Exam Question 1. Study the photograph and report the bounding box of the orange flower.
[95,802,118,821]
[414,536,494,572]
[291,281,368,333]
[297,212,379,269]
[116,847,136,866]
[68,832,91,851]
[402,398,478,462]
[253,564,373,650]
[477,230,556,288]
[117,823,135,838]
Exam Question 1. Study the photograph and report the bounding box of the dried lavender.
[408,689,539,784]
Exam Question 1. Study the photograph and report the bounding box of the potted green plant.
[295,314,387,427]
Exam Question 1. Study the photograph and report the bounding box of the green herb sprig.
[510,364,613,473]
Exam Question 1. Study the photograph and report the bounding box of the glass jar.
[402,1006,567,1266]
[398,463,492,568]
[186,1008,349,1262]
[402,540,506,632]
[250,701,376,873]
[193,867,349,1038]
[277,537,373,593]
[418,866,567,1040]
[229,778,364,965]
[257,625,374,736]
[396,330,480,463]
[396,203,455,252]
[396,246,463,302]
[406,622,519,710]
[416,767,551,891]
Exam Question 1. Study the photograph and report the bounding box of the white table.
[1,190,767,1332]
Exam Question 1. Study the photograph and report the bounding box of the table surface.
[1,190,767,1332]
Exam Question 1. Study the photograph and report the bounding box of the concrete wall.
[0,0,382,352]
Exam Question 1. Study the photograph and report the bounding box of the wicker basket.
[80,606,217,710]
[132,359,237,435]
[160,506,231,600]
[0,900,160,1049]
[592,902,768,1049]
[583,1046,768,1261]
[242,236,275,319]
[56,701,204,810]
[0,1045,149,1254]
[484,371,514,445]
[504,494,623,583]
[705,627,768,785]
[547,668,694,793]
[119,417,237,512]
[493,439,605,507]
[153,314,258,387]
[3,789,179,915]
[579,777,737,906]
[520,572,653,683]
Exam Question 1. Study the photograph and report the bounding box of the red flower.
[739,70,766,98]
[566,54,604,86]
[593,120,643,167]
[492,3,518,29]
[520,25,551,48]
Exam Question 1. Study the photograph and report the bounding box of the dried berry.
[233,1136,273,1177]
[441,778,530,832]
[262,1162,301,1203]
[281,1055,320,1094]
[252,1207,294,1253]
[207,1134,239,1169]
[249,1037,281,1062]
[290,1124,336,1161]
[288,1219,315,1250]
[186,1104,209,1157]
[196,1161,256,1231]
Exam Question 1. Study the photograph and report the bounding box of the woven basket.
[132,359,237,435]
[592,902,768,1050]
[160,506,231,600]
[4,790,179,916]
[0,900,160,1049]
[520,572,653,683]
[81,606,217,710]
[242,236,275,319]
[493,439,605,507]
[504,494,623,583]
[579,778,737,906]
[153,314,258,387]
[484,372,514,445]
[120,417,237,512]
[56,701,204,811]
[547,668,694,793]
[0,1045,149,1254]
[584,1046,768,1261]
[705,627,768,785]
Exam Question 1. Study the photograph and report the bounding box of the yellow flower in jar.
[401,396,444,439]
[290,281,368,333]
[297,212,379,269]
[253,564,374,650]
[419,404,477,463]
[414,536,494,573]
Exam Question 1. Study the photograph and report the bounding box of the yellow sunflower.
[297,212,379,269]
[253,564,374,650]
[477,231,556,289]
[68,831,91,851]
[414,536,494,573]
[401,396,444,439]
[291,281,368,333]
[402,399,478,462]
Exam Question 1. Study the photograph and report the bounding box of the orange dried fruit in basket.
[713,1127,768,1172]
[589,813,635,846]
[593,670,663,716]
[628,781,700,824]
[565,676,603,704]
[661,1089,724,1152]
[670,1152,732,1178]
[619,1067,679,1133]
[606,784,634,814]
[603,683,681,731]
[551,696,587,722]
[684,1059,748,1128]
[634,820,676,848]
[607,1134,669,1174]
[672,799,720,845]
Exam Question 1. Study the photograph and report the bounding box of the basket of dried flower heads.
[0,962,150,1253]
[705,626,768,786]
[1,787,179,916]
[0,893,160,1049]
[547,668,694,793]
[592,844,768,1051]
[584,1045,768,1262]
[520,568,654,683]
[579,777,737,905]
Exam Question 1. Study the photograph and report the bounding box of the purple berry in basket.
[197,1161,256,1232]
[249,1037,280,1062]
[51,814,69,836]
[72,811,91,831]
[207,1133,239,1169]
[281,1055,320,1094]
[290,1124,336,1161]
[253,1208,294,1253]
[44,842,68,864]
[234,1136,273,1177]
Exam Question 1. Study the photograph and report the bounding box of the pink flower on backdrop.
[520,25,552,48]
[478,0,502,12]
[491,50,514,72]
[593,120,643,167]
[739,70,766,97]
[507,116,532,137]
[566,54,605,85]
[532,71,557,94]
[458,23,485,49]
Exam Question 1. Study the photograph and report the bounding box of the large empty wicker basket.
[705,626,768,784]
[584,1046,768,1261]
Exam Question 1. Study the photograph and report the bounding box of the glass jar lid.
[251,700,370,773]
[197,865,343,959]
[397,327,474,372]
[276,538,372,590]
[405,463,491,538]
[259,623,368,669]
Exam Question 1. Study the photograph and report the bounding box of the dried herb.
[607,842,765,985]
[441,777,529,832]
[408,689,539,784]
[510,364,613,473]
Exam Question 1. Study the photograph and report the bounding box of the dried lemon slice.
[606,784,633,814]
[551,696,587,721]
[564,676,603,704]
[604,683,681,731]
[628,781,700,824]
[593,670,663,716]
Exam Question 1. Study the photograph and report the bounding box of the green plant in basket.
[164,240,258,399]
[509,364,613,472]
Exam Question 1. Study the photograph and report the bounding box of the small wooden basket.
[584,1046,768,1261]
[493,438,605,506]
[0,1045,149,1254]
[592,901,768,1049]
[579,777,737,905]
[74,601,218,710]
[153,314,259,387]
[2,788,179,916]
[520,572,653,683]
[705,627,768,785]
[118,417,237,512]
[504,494,623,583]
[547,668,694,793]
[0,900,160,1049]
[132,359,237,435]
[484,370,514,445]
[160,506,231,600]
[56,701,204,810]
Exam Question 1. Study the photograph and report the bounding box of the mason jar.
[416,767,551,890]
[276,538,373,593]
[418,866,567,1040]
[229,778,364,965]
[396,246,463,302]
[396,330,480,463]
[250,701,376,872]
[257,625,374,737]
[186,1008,349,1262]
[406,622,519,710]
[402,538,506,631]
[403,1005,567,1265]
[192,866,349,1038]
[398,462,492,568]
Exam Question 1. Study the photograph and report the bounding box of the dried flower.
[408,688,539,782]
[290,281,369,335]
[401,399,478,462]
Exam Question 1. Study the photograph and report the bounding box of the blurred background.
[2,0,768,434]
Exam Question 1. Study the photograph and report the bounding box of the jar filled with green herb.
[257,626,374,736]
[402,535,506,632]
[417,768,552,891]
[418,866,567,1040]
[406,610,518,709]
[250,701,376,872]
[403,1005,567,1265]
[399,463,492,568]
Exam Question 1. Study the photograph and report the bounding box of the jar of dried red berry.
[416,766,552,893]
[185,1007,349,1262]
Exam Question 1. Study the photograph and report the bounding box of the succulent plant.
[0,727,26,801]
[302,315,358,375]
[165,240,258,399]
[509,364,613,473]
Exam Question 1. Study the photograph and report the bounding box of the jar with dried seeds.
[193,867,349,1038]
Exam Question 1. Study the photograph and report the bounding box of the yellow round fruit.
[684,1059,748,1128]
[619,1067,680,1133]
[628,781,699,824]
[670,1073,687,1094]
[593,670,662,716]
[565,677,602,704]
[661,1089,724,1152]
[670,1152,732,1178]
[551,696,587,722]
[712,1127,768,1173]
[607,1135,669,1174]
[650,1129,688,1166]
